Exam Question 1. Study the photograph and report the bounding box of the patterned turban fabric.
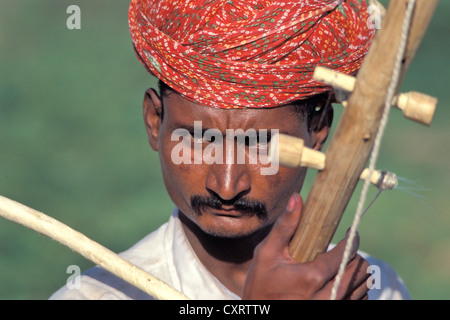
[129,0,375,109]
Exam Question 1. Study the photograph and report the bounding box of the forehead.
[162,92,308,135]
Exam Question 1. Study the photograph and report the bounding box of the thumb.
[264,193,303,253]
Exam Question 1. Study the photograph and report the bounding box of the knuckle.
[253,239,271,260]
[303,267,325,287]
[357,255,371,271]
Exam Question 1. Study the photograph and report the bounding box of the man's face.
[144,90,329,239]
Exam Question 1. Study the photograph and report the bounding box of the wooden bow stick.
[272,0,439,263]
[0,195,189,300]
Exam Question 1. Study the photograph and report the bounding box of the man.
[51,0,410,300]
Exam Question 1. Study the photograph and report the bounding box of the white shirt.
[50,209,410,300]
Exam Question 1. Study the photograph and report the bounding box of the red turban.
[129,0,374,109]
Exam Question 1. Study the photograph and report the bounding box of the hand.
[243,193,370,300]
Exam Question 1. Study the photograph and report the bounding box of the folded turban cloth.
[129,0,375,109]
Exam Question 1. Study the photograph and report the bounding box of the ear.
[143,88,163,151]
[310,105,334,151]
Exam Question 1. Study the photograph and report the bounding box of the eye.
[188,129,220,144]
[254,131,272,148]
[238,131,272,148]
[189,131,204,144]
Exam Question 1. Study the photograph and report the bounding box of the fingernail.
[345,227,358,237]
[345,228,359,252]
[286,194,298,212]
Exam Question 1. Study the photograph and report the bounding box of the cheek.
[158,139,206,207]
[266,166,306,192]
[263,166,307,212]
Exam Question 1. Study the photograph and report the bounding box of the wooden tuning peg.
[360,168,398,190]
[313,66,437,125]
[393,92,437,126]
[313,66,356,92]
[269,133,398,189]
[269,133,325,170]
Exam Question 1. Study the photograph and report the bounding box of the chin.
[201,226,255,239]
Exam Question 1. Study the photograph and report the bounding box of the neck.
[178,210,271,297]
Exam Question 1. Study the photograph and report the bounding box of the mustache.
[190,194,267,219]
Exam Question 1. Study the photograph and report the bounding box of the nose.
[205,161,251,202]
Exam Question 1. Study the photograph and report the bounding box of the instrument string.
[330,0,417,300]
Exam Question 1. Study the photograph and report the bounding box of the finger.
[343,255,371,300]
[262,193,303,254]
[311,229,361,282]
[321,254,370,300]
[322,276,369,300]
[343,264,371,300]
[344,278,371,300]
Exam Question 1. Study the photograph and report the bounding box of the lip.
[205,207,248,218]
[214,208,243,217]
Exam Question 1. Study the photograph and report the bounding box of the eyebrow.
[170,121,290,142]
[172,122,211,136]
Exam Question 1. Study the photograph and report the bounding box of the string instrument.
[0,0,439,300]
[270,0,439,264]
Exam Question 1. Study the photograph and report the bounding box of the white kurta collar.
[167,208,240,300]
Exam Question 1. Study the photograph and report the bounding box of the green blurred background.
[0,0,448,300]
